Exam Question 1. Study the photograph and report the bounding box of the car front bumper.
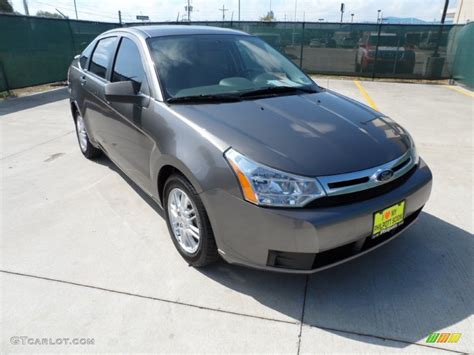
[200,159,432,273]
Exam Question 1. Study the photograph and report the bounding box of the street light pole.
[73,0,78,20]
[294,0,297,22]
[351,13,354,23]
[377,9,381,23]
[238,0,240,21]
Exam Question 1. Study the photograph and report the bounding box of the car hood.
[170,90,411,176]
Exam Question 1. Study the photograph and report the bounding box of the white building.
[446,0,473,23]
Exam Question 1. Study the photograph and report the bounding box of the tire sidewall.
[163,175,211,265]
[74,111,100,159]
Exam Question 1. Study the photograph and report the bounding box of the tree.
[260,10,276,22]
[0,0,13,13]
[36,10,63,19]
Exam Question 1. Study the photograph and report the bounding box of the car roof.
[103,25,249,39]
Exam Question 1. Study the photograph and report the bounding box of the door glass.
[79,41,94,69]
[89,37,117,79]
[112,37,150,95]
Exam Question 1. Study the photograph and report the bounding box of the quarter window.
[79,42,94,69]
[89,37,117,79]
[112,38,149,95]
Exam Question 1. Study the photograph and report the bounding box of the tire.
[355,58,361,72]
[74,110,101,159]
[163,173,219,267]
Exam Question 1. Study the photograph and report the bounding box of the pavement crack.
[297,275,309,355]
[0,269,299,327]
[0,131,74,161]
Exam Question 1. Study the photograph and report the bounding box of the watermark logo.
[10,336,95,346]
[426,333,462,344]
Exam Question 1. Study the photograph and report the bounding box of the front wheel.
[74,111,101,159]
[164,174,219,267]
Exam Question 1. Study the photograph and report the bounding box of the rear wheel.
[355,56,361,72]
[74,111,101,159]
[164,174,219,267]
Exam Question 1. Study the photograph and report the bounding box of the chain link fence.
[1,14,471,92]
[0,14,118,91]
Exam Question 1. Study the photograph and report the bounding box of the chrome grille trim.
[317,150,416,197]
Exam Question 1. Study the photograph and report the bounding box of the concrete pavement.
[0,79,472,353]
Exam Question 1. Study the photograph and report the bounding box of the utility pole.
[185,0,192,22]
[118,10,122,25]
[73,0,78,20]
[433,0,449,56]
[219,4,228,21]
[238,0,240,21]
[23,0,29,15]
[340,3,344,23]
[377,9,381,23]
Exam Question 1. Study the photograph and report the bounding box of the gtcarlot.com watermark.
[10,336,94,346]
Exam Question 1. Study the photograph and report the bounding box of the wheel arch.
[155,158,205,207]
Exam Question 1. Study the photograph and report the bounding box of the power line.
[33,0,135,21]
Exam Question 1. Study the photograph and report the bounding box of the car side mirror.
[105,81,145,105]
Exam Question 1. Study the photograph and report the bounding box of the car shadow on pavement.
[0,87,69,116]
[92,155,472,349]
[93,155,165,219]
[198,212,473,349]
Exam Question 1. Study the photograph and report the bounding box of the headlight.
[409,137,419,165]
[225,149,326,207]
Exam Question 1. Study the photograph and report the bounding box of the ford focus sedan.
[68,26,432,273]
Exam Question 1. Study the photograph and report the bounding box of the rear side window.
[79,41,94,69]
[89,37,117,79]
[112,38,149,95]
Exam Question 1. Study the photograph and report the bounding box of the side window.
[79,41,94,69]
[112,37,150,95]
[89,37,117,79]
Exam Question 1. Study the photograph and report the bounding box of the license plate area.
[372,201,406,239]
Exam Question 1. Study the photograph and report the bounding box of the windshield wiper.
[238,85,318,99]
[167,94,241,104]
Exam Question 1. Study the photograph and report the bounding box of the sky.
[9,0,455,23]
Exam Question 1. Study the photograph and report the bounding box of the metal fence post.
[371,22,382,80]
[0,60,11,95]
[66,19,78,56]
[392,27,402,74]
[299,22,305,68]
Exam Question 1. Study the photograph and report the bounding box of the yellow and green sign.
[426,333,462,343]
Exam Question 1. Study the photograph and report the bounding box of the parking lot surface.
[1,79,472,353]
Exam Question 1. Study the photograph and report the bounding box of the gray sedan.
[68,26,432,273]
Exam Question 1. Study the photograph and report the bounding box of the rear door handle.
[80,75,87,86]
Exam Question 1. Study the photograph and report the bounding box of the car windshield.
[147,34,315,100]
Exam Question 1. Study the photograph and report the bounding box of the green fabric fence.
[1,14,472,91]
[0,14,118,91]
[447,22,474,89]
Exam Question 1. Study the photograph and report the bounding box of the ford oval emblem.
[376,169,394,182]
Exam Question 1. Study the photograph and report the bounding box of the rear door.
[81,36,118,150]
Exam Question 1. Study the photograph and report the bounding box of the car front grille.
[307,165,416,208]
[308,150,417,208]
